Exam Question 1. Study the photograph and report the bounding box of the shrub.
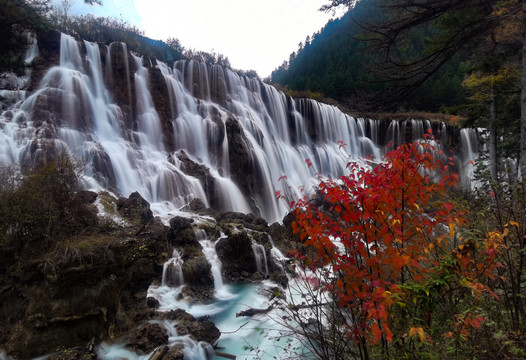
[281,135,503,359]
[0,153,88,248]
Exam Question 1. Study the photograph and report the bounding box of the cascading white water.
[459,128,480,189]
[195,229,234,299]
[251,241,269,276]
[162,249,185,287]
[132,54,165,151]
[0,33,478,223]
[268,235,288,271]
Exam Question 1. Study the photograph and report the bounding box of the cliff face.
[0,31,469,224]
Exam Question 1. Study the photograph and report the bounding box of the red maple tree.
[285,134,503,359]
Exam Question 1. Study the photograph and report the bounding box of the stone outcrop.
[170,150,221,210]
[0,194,169,359]
[125,323,169,353]
[117,191,154,225]
[163,309,221,345]
[216,231,258,281]
[166,216,214,293]
[217,211,269,233]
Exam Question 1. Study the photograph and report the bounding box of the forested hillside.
[270,0,469,112]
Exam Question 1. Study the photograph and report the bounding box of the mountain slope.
[270,0,467,112]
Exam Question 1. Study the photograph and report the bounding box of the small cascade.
[251,241,269,276]
[162,250,185,287]
[195,229,232,298]
[268,236,288,271]
[132,54,164,151]
[459,128,480,189]
[386,120,401,150]
[412,119,425,140]
[97,320,214,360]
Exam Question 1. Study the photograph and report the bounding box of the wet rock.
[145,217,169,238]
[270,270,289,289]
[146,297,160,309]
[162,309,221,344]
[217,211,268,233]
[73,190,98,204]
[164,346,185,360]
[125,323,168,353]
[106,41,137,130]
[149,66,174,151]
[169,216,194,233]
[117,192,154,225]
[171,150,222,211]
[270,215,299,254]
[225,116,255,199]
[167,216,202,259]
[216,231,257,281]
[47,346,96,360]
[181,256,213,288]
[182,198,216,217]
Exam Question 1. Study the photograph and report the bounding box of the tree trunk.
[521,0,526,177]
[490,87,498,181]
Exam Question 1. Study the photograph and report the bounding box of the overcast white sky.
[63,0,343,77]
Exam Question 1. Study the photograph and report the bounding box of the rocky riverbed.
[0,191,296,359]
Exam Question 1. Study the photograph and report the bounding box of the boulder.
[216,231,257,281]
[146,296,160,309]
[164,346,185,360]
[125,323,168,353]
[217,211,268,233]
[167,216,202,259]
[117,192,154,225]
[163,309,221,344]
[73,190,98,204]
[181,256,213,288]
[182,198,215,217]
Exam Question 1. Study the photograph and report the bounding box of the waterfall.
[268,236,288,271]
[459,128,480,189]
[251,241,269,276]
[132,54,164,151]
[195,229,232,299]
[0,33,476,223]
[162,250,185,287]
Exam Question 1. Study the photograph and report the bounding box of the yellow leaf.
[409,327,426,342]
[509,221,519,228]
[449,223,455,239]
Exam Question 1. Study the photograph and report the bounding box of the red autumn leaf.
[371,323,382,345]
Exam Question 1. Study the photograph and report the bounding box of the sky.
[63,0,344,78]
